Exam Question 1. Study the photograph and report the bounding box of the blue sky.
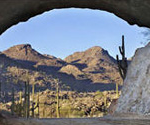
[0,8,147,59]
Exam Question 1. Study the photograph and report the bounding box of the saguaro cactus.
[32,82,35,102]
[31,102,35,117]
[27,81,30,118]
[31,82,35,117]
[116,35,128,80]
[55,79,60,118]
[11,88,15,115]
[24,82,27,117]
[43,102,46,118]
[31,85,40,118]
[24,81,30,118]
[0,82,1,111]
[104,95,107,107]
[19,91,22,104]
[56,82,60,118]
[0,82,1,99]
[116,83,119,98]
[37,91,40,118]
[18,91,23,116]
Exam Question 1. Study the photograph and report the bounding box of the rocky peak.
[65,46,115,65]
[8,44,32,52]
[64,46,121,84]
[84,46,109,57]
[17,44,31,49]
[3,44,47,62]
[86,46,103,53]
[3,44,66,67]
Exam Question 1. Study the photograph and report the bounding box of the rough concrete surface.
[2,116,150,125]
[0,0,150,35]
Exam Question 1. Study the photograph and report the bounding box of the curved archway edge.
[0,0,150,35]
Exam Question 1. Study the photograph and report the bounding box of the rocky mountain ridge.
[64,46,121,84]
[0,44,122,96]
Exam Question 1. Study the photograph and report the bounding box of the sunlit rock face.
[116,43,150,115]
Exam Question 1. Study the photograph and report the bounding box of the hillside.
[0,44,123,119]
[64,46,122,84]
[0,44,122,96]
[3,44,66,68]
[3,44,47,62]
[65,46,116,65]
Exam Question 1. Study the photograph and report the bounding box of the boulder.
[116,43,150,115]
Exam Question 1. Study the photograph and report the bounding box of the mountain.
[3,44,47,62]
[63,46,122,84]
[65,46,116,65]
[0,44,122,98]
[3,44,66,68]
[59,64,84,77]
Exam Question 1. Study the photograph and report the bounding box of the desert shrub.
[95,90,103,98]
[71,109,85,117]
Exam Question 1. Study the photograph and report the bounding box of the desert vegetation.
[0,36,128,119]
[0,88,120,118]
[0,66,121,118]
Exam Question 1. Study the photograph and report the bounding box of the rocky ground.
[0,90,120,118]
[2,115,150,125]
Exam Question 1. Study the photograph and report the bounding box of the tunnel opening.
[0,8,148,119]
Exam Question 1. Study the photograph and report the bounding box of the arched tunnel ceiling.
[0,0,150,35]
